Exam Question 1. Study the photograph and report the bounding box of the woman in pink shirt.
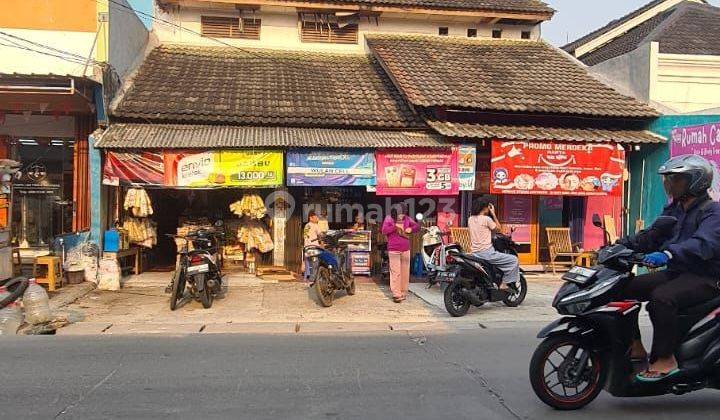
[381,204,419,302]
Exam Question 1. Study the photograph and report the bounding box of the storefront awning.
[95,124,449,149]
[426,120,666,144]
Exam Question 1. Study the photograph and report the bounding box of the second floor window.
[201,16,261,40]
[299,13,359,44]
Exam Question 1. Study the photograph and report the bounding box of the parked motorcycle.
[438,231,527,317]
[416,213,462,288]
[168,222,225,310]
[305,230,356,307]
[529,215,720,410]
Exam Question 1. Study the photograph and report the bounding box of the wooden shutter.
[201,16,261,40]
[300,21,358,44]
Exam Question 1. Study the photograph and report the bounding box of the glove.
[643,251,670,268]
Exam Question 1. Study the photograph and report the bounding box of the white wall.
[589,42,652,103]
[0,28,97,77]
[109,0,149,77]
[154,5,539,53]
[653,53,720,114]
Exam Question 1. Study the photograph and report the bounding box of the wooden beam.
[159,0,552,21]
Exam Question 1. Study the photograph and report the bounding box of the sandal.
[393,297,402,303]
[635,368,680,382]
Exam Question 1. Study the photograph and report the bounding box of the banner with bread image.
[376,148,459,196]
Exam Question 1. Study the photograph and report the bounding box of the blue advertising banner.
[286,150,376,186]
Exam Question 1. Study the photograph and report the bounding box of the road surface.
[1,326,716,419]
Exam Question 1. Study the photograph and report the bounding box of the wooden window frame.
[200,15,261,40]
[298,12,359,45]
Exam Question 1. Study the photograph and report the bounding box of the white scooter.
[416,213,462,288]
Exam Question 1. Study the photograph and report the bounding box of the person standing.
[381,204,419,303]
[468,198,520,290]
[303,210,322,281]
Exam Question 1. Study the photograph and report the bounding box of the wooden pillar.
[72,115,96,232]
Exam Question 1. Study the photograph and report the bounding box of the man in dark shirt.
[620,155,720,381]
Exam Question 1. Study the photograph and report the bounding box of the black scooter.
[438,232,528,317]
[529,215,720,410]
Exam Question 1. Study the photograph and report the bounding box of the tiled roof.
[113,45,422,129]
[426,120,666,144]
[562,0,670,54]
[366,35,658,118]
[95,123,448,149]
[290,1,554,14]
[569,1,720,66]
[577,10,674,66]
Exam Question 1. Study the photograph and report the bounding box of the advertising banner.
[103,150,283,188]
[375,148,459,196]
[490,140,625,197]
[458,145,477,191]
[671,122,720,199]
[286,150,375,186]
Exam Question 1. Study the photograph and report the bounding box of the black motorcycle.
[304,230,356,307]
[168,225,225,310]
[438,232,528,317]
[529,215,720,410]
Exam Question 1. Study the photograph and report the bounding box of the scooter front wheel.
[529,334,606,410]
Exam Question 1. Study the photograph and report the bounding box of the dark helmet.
[658,155,713,197]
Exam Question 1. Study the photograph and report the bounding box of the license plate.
[562,266,597,284]
[437,271,458,281]
[187,264,209,273]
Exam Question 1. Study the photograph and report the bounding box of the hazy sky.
[127,0,720,45]
[543,0,720,46]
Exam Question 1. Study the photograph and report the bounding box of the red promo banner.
[375,148,459,196]
[490,140,625,197]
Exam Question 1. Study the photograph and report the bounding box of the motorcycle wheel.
[314,266,335,307]
[443,282,471,317]
[198,274,213,309]
[169,269,186,311]
[529,334,606,410]
[503,274,528,307]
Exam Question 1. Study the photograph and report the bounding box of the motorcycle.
[529,214,720,410]
[168,222,225,310]
[416,213,463,289]
[439,231,527,317]
[304,230,356,307]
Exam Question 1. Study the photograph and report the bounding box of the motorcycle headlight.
[305,248,323,258]
[559,275,621,305]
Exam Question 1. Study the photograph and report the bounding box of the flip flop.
[635,368,680,382]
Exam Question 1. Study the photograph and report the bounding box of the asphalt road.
[1,327,717,420]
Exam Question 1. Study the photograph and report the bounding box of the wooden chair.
[450,227,471,253]
[546,228,583,274]
[603,215,619,245]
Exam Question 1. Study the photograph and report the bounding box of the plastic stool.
[33,256,63,291]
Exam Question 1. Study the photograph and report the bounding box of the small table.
[108,247,142,275]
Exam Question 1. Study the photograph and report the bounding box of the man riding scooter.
[619,155,720,382]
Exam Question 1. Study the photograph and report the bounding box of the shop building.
[364,35,663,267]
[562,0,720,233]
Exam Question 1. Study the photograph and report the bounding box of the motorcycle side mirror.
[415,213,424,221]
[651,216,678,233]
[592,214,603,228]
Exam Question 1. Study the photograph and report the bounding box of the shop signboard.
[670,123,720,200]
[502,195,533,244]
[458,145,477,191]
[490,140,625,197]
[375,148,459,196]
[103,150,284,188]
[286,150,375,186]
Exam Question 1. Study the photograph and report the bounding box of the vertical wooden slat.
[72,115,95,232]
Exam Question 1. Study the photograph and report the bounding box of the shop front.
[488,139,626,266]
[102,148,285,274]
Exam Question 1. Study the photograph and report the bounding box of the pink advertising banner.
[375,148,459,196]
[671,122,720,199]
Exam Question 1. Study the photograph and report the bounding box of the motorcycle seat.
[679,294,720,317]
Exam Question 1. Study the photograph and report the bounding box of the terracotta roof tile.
[290,0,553,14]
[426,119,666,144]
[366,35,659,118]
[113,45,422,129]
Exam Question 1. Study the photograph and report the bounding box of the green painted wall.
[627,115,720,234]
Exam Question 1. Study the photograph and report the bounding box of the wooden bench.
[546,228,583,274]
[106,247,142,275]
